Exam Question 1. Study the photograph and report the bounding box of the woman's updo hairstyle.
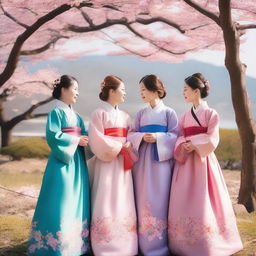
[52,75,78,99]
[139,74,166,99]
[184,73,210,98]
[99,75,123,101]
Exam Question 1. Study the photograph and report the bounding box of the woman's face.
[140,82,158,103]
[183,83,199,103]
[61,81,79,105]
[110,82,126,104]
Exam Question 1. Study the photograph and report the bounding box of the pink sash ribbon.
[62,126,82,136]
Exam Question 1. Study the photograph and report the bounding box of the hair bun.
[52,75,77,99]
[185,73,210,99]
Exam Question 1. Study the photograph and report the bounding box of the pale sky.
[188,30,256,79]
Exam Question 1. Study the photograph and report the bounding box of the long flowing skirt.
[168,154,243,256]
[28,148,90,256]
[133,143,173,256]
[88,155,138,256]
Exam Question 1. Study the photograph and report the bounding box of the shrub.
[215,129,241,162]
[1,137,50,160]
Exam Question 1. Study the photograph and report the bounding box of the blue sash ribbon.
[139,125,168,161]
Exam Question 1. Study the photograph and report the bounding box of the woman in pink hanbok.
[88,75,138,256]
[168,73,243,256]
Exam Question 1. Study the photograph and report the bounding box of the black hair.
[52,75,78,99]
[184,73,209,98]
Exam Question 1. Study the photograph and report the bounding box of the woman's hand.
[182,141,195,153]
[79,136,89,146]
[143,133,156,143]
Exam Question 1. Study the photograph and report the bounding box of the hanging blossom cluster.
[1,0,256,98]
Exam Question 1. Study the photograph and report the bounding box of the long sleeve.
[190,110,220,157]
[78,114,88,136]
[88,110,122,162]
[155,109,178,161]
[46,109,80,164]
[174,113,190,164]
[77,114,94,160]
[127,110,145,152]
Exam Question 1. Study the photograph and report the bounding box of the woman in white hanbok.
[88,75,138,256]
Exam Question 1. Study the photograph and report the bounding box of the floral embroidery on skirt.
[28,219,89,256]
[139,203,167,241]
[91,216,137,244]
[168,216,237,246]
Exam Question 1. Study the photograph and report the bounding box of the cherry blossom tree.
[0,0,82,147]
[0,0,256,211]
[0,65,58,146]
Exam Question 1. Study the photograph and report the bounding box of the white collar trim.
[193,100,208,113]
[55,99,73,111]
[101,101,119,112]
[147,99,164,111]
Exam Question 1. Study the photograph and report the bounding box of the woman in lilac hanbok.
[28,75,90,256]
[128,75,178,256]
[168,73,243,256]
[88,75,138,256]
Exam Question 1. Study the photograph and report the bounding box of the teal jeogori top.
[28,100,90,256]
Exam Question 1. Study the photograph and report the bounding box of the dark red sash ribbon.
[184,126,207,137]
[62,126,82,136]
[104,127,133,171]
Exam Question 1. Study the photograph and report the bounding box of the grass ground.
[0,155,255,256]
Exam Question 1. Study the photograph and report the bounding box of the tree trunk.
[238,133,256,211]
[1,124,12,147]
[219,0,256,212]
[226,65,256,212]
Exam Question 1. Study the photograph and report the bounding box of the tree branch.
[20,35,69,55]
[0,1,93,88]
[67,17,129,32]
[14,80,52,89]
[80,9,94,26]
[100,31,158,58]
[0,1,29,28]
[189,23,212,31]
[8,96,53,128]
[238,24,256,30]
[135,17,185,33]
[125,24,195,55]
[102,4,122,12]
[231,7,256,16]
[30,113,48,118]
[68,16,185,34]
[71,14,212,56]
[0,42,13,49]
[183,0,220,26]
[0,88,12,100]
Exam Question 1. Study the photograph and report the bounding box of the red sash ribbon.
[184,126,207,137]
[104,127,133,171]
[104,128,127,137]
[62,126,82,136]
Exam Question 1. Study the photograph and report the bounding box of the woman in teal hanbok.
[28,75,90,256]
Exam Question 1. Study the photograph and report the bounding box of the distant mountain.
[5,55,255,136]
